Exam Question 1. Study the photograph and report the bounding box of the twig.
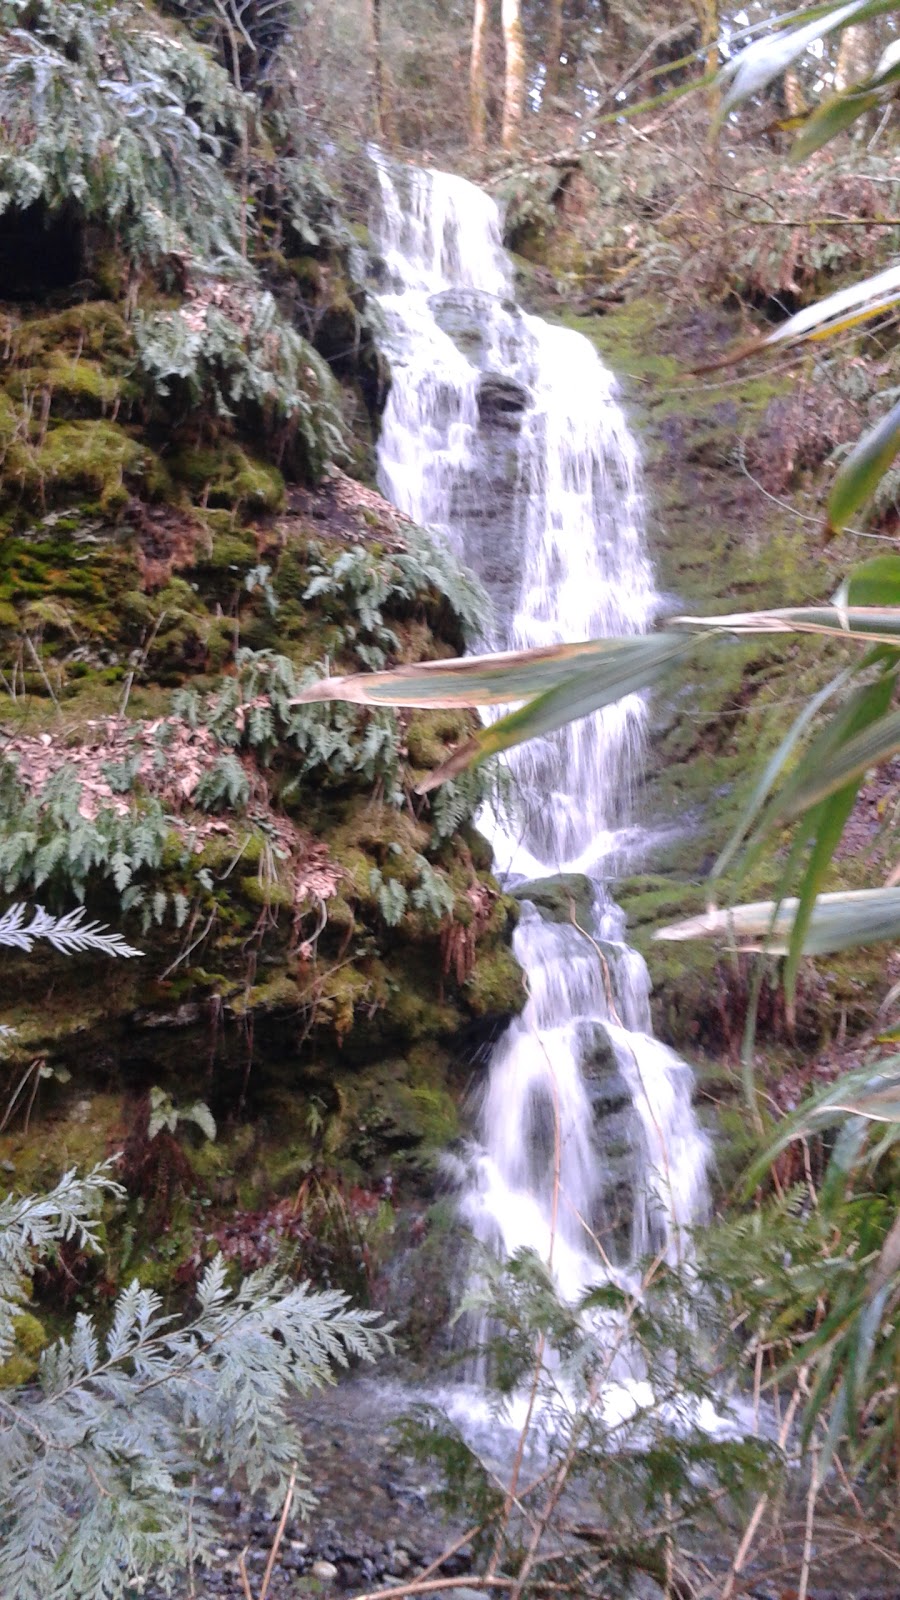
[797,1446,819,1600]
[719,1378,804,1600]
[350,1578,567,1599]
[237,1548,254,1600]
[398,1522,494,1595]
[258,1468,297,1600]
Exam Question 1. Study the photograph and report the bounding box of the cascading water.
[371,153,710,1328]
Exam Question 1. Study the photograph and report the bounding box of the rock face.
[0,225,526,1332]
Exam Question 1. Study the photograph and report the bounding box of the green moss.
[18,354,131,416]
[514,872,595,926]
[0,1310,48,1388]
[0,1094,124,1196]
[8,304,132,366]
[169,444,284,513]
[406,708,470,769]
[238,874,295,911]
[11,420,165,514]
[464,944,527,1020]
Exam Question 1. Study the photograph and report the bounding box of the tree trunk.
[501,0,526,152]
[544,0,563,106]
[470,0,489,151]
[365,0,383,140]
[834,22,873,90]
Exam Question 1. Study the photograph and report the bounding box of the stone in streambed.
[513,872,595,926]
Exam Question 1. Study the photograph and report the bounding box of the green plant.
[0,0,246,269]
[0,913,391,1599]
[134,291,344,477]
[400,1246,775,1600]
[0,1165,389,1600]
[147,1085,216,1142]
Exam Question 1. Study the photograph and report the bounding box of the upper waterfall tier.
[373,152,657,874]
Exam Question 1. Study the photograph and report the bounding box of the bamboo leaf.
[673,604,900,643]
[718,0,892,113]
[764,263,900,347]
[654,887,900,956]
[827,398,900,536]
[415,634,698,791]
[712,667,854,882]
[777,701,900,825]
[289,637,669,710]
[845,553,900,607]
[791,86,878,162]
[785,784,863,1003]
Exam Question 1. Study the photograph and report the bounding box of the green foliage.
[175,647,404,794]
[368,866,408,926]
[303,527,488,653]
[407,1248,776,1597]
[147,1085,216,1141]
[134,293,345,478]
[428,767,494,841]
[0,903,141,959]
[720,1053,900,1481]
[0,0,246,268]
[0,762,172,906]
[0,1162,120,1365]
[0,1167,390,1600]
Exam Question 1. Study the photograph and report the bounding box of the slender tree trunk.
[365,0,384,140]
[834,22,873,90]
[501,0,525,152]
[544,0,563,106]
[470,0,488,151]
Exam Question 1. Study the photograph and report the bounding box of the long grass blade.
[711,667,854,882]
[827,398,900,536]
[289,637,675,710]
[719,0,870,113]
[654,887,900,955]
[672,604,900,642]
[415,634,698,791]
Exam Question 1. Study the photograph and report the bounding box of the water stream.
[371,155,710,1342]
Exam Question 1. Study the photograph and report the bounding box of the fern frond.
[0,904,142,958]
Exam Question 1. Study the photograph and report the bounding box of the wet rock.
[476,374,530,423]
[513,872,595,926]
[310,1559,339,1582]
[440,1545,474,1576]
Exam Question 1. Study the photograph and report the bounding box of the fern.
[428,767,493,842]
[0,1240,390,1600]
[368,867,408,926]
[410,855,455,920]
[134,291,344,475]
[303,528,489,645]
[0,1162,122,1364]
[0,903,141,958]
[193,752,251,812]
[0,0,247,269]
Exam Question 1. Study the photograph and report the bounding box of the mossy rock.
[0,1310,48,1388]
[7,419,167,515]
[464,944,527,1020]
[514,872,595,927]
[7,303,133,367]
[169,443,284,514]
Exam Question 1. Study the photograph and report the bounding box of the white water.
[371,154,710,1328]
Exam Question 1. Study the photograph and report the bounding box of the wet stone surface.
[145,1380,467,1599]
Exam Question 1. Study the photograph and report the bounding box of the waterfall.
[371,153,710,1322]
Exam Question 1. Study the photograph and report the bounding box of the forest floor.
[148,1373,900,1600]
